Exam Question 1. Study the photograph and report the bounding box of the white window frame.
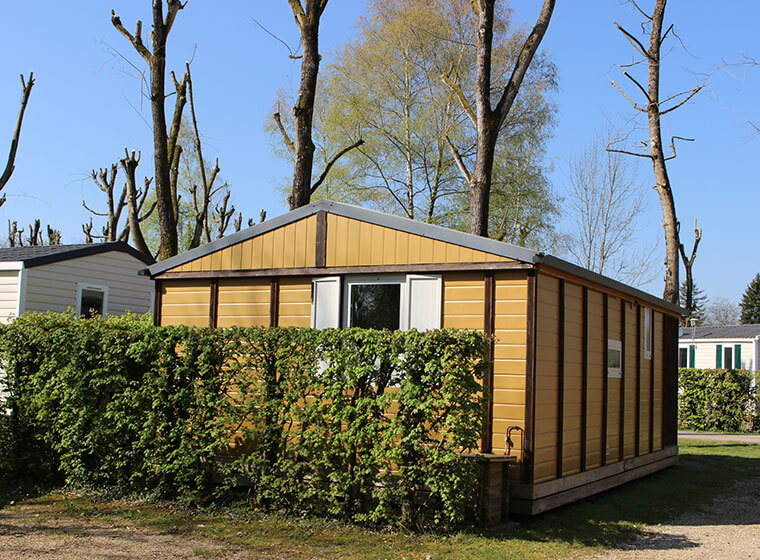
[643,307,652,360]
[607,339,622,378]
[76,282,109,317]
[344,275,409,330]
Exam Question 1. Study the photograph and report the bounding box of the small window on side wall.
[77,283,108,318]
[607,339,622,378]
[643,308,653,360]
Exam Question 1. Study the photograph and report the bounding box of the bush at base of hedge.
[678,368,757,432]
[0,312,487,530]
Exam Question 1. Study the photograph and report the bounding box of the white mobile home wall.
[679,339,759,370]
[23,251,154,315]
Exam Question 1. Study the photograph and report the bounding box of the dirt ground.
[0,504,238,560]
[592,475,760,560]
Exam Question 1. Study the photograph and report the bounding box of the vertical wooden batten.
[154,279,163,327]
[602,293,609,467]
[556,279,565,477]
[580,286,588,472]
[662,315,678,447]
[619,299,626,459]
[649,313,656,454]
[635,305,641,457]
[523,270,537,484]
[482,272,495,454]
[315,211,327,267]
[209,279,219,328]
[270,278,280,327]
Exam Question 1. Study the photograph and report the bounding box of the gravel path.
[592,475,760,559]
[0,504,235,560]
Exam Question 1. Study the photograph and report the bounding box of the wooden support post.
[523,271,537,484]
[209,279,219,328]
[482,272,495,454]
[635,305,641,457]
[619,299,626,459]
[602,293,609,466]
[153,279,163,327]
[270,278,279,327]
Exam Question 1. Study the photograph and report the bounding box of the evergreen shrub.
[0,312,487,529]
[678,368,756,432]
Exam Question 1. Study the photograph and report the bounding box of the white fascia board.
[0,261,23,271]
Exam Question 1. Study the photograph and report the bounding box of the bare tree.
[609,0,702,304]
[211,190,235,239]
[83,165,126,241]
[280,0,364,209]
[111,1,187,260]
[565,130,657,286]
[704,297,740,326]
[679,219,702,316]
[444,0,555,236]
[0,73,34,199]
[8,218,59,247]
[120,149,153,256]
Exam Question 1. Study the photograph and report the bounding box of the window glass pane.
[608,348,621,369]
[350,284,400,330]
[80,288,104,317]
[678,348,687,368]
[724,347,733,370]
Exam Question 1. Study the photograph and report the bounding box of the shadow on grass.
[482,440,760,550]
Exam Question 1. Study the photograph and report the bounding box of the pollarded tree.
[609,0,703,304]
[740,273,760,324]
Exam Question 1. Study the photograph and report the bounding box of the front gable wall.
[325,214,510,266]
[163,212,511,275]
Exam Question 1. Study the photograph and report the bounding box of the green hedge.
[678,368,757,432]
[0,312,488,529]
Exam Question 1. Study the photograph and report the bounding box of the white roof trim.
[0,261,24,271]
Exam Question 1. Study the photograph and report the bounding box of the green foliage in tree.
[269,0,558,248]
[679,280,708,326]
[0,312,487,529]
[740,273,760,324]
[678,368,756,432]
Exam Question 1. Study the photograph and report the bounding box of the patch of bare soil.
[0,503,235,560]
[591,475,760,559]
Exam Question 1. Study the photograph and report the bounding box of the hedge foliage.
[678,368,758,432]
[0,312,488,529]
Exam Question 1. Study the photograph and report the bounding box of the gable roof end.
[0,241,154,268]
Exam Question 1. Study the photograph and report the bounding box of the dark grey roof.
[0,242,154,268]
[679,324,760,340]
[146,199,684,315]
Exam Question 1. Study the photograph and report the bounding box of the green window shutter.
[735,345,742,369]
[716,344,723,368]
[689,345,696,368]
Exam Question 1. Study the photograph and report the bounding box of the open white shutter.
[407,274,441,331]
[311,276,340,329]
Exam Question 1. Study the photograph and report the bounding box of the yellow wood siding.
[161,280,210,326]
[217,279,270,328]
[169,216,318,273]
[534,274,559,483]
[623,303,638,459]
[492,272,528,458]
[326,214,511,267]
[586,289,604,470]
[561,282,584,476]
[606,296,622,465]
[653,311,663,450]
[278,277,311,327]
[442,273,484,331]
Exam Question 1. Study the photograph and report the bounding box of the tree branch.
[110,11,152,63]
[273,112,296,155]
[441,72,476,127]
[659,85,702,115]
[610,80,648,112]
[614,22,652,60]
[310,138,365,194]
[663,135,694,161]
[0,72,35,196]
[445,135,471,183]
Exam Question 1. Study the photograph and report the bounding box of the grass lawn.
[2,439,759,560]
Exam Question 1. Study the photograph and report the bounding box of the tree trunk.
[648,0,679,304]
[289,1,323,210]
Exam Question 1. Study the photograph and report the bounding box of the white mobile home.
[678,324,760,370]
[0,242,155,323]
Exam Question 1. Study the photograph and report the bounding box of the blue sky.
[0,1,757,304]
